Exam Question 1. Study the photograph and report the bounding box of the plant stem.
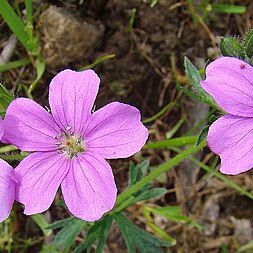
[116,141,206,206]
[171,146,253,200]
[0,154,27,161]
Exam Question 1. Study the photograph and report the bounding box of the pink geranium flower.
[0,118,16,222]
[201,56,253,175]
[3,69,148,221]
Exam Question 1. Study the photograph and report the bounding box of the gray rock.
[37,5,104,68]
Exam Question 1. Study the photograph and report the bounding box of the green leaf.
[129,160,150,187]
[54,218,85,252]
[79,54,115,70]
[184,57,217,108]
[0,58,30,72]
[114,188,167,214]
[31,214,52,237]
[0,0,38,54]
[74,224,100,253]
[134,188,167,202]
[244,29,253,58]
[196,126,209,146]
[149,206,204,230]
[27,54,46,98]
[145,136,197,149]
[114,213,170,253]
[95,216,113,253]
[237,240,253,252]
[0,83,14,117]
[73,216,113,253]
[149,0,159,7]
[220,36,245,58]
[209,4,246,14]
[46,217,76,230]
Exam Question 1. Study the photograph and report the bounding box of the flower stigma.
[55,126,85,159]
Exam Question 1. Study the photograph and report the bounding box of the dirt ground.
[2,0,253,252]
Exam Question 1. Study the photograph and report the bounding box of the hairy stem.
[115,141,206,207]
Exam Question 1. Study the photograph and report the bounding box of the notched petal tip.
[49,68,100,133]
[85,102,149,159]
[207,114,253,175]
[200,57,253,117]
[2,98,59,151]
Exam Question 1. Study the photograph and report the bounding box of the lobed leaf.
[73,216,113,253]
[244,28,253,58]
[184,57,217,108]
[219,36,245,58]
[114,213,169,253]
[53,218,85,252]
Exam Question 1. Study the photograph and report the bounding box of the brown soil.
[1,0,253,252]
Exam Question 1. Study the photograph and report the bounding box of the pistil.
[55,126,85,158]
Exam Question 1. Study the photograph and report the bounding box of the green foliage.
[31,214,52,237]
[133,188,167,202]
[46,217,76,230]
[220,37,244,58]
[129,160,149,187]
[237,240,253,253]
[128,8,137,31]
[79,54,116,70]
[0,58,30,72]
[0,0,39,55]
[146,206,203,229]
[53,218,85,252]
[184,57,218,108]
[114,213,169,253]
[244,29,253,58]
[0,83,14,117]
[218,28,253,62]
[114,160,168,213]
[196,126,209,146]
[171,146,253,201]
[206,4,246,14]
[145,136,197,149]
[149,0,159,8]
[73,216,113,253]
[27,55,46,98]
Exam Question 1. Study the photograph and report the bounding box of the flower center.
[55,126,85,159]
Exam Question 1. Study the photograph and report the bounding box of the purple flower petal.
[0,159,16,222]
[201,57,253,117]
[84,102,148,159]
[207,114,253,174]
[61,153,117,221]
[49,69,100,134]
[15,151,69,214]
[3,98,60,151]
[0,117,4,140]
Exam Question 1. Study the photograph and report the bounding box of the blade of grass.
[0,58,30,72]
[171,147,253,200]
[27,54,46,98]
[25,0,33,24]
[0,0,34,53]
[31,214,52,237]
[166,118,185,139]
[143,101,176,124]
[209,4,246,14]
[79,54,116,70]
[145,136,197,149]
